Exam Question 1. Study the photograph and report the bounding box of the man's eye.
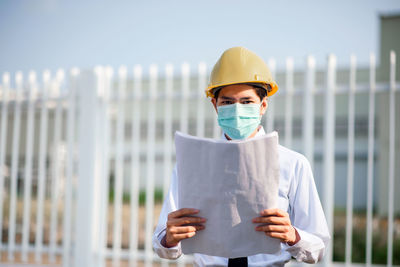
[221,101,232,105]
[242,100,253,104]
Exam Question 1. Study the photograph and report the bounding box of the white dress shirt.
[153,127,330,267]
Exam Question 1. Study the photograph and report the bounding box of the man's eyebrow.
[219,96,235,100]
[219,96,254,100]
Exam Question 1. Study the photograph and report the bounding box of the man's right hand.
[161,208,207,248]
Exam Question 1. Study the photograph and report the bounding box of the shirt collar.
[220,126,266,140]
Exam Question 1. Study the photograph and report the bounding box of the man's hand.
[161,208,207,248]
[252,208,300,246]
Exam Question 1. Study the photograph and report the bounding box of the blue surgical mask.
[217,103,262,140]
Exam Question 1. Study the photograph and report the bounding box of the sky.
[1,0,400,76]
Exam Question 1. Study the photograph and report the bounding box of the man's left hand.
[252,208,300,246]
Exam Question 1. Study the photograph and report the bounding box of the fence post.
[63,68,79,267]
[73,70,103,267]
[97,65,113,267]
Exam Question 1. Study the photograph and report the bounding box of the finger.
[259,208,288,217]
[169,225,205,234]
[178,216,207,226]
[167,216,207,227]
[264,231,292,243]
[168,208,200,219]
[252,216,289,225]
[173,232,197,241]
[255,224,290,233]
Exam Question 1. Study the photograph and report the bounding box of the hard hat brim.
[205,81,278,98]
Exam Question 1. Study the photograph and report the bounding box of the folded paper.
[175,131,281,258]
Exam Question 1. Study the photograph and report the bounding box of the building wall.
[377,13,400,215]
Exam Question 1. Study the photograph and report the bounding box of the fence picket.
[345,55,356,267]
[113,66,127,266]
[8,71,23,261]
[129,65,142,267]
[196,62,207,138]
[162,64,173,202]
[49,70,64,263]
[35,70,51,262]
[323,54,336,267]
[266,59,276,133]
[180,63,190,134]
[387,51,396,267]
[0,72,10,251]
[145,64,158,267]
[303,56,315,169]
[98,65,113,267]
[21,71,37,262]
[366,53,376,267]
[285,57,294,148]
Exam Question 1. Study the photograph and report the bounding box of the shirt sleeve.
[152,165,183,259]
[285,155,331,263]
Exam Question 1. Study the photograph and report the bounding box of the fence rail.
[0,52,399,267]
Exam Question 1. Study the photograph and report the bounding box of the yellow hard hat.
[205,46,278,98]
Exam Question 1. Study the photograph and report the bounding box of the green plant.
[108,188,164,205]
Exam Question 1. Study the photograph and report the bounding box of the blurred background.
[0,1,399,267]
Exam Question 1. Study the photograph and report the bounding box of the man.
[153,47,330,266]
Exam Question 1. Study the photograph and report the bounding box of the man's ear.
[260,97,268,116]
[211,98,218,113]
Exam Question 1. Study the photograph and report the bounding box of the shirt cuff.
[153,229,182,259]
[285,227,326,264]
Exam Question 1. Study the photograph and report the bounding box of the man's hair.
[213,84,269,101]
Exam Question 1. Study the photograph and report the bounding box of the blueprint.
[175,131,281,258]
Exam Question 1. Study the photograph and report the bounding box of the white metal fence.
[0,52,399,267]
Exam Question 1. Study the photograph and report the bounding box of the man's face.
[211,84,268,116]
